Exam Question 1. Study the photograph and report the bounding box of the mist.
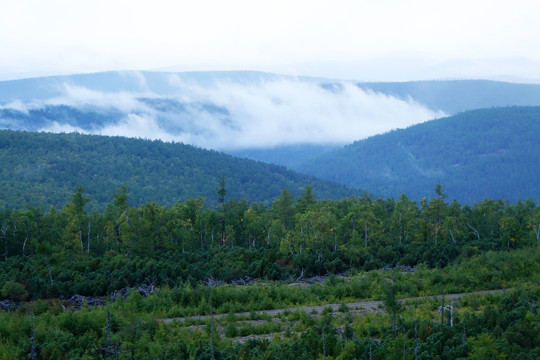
[2,74,445,150]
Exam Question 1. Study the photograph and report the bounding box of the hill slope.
[293,106,540,204]
[0,130,356,210]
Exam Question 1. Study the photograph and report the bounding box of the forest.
[295,106,540,204]
[0,183,539,359]
[0,129,355,210]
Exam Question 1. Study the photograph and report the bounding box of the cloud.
[49,83,151,113]
[38,121,87,134]
[0,100,29,114]
[97,114,178,141]
[7,76,445,150]
[164,78,445,149]
[39,114,177,142]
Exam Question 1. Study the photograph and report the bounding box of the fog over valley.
[0,72,445,150]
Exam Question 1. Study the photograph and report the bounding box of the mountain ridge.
[0,129,357,210]
[292,106,540,204]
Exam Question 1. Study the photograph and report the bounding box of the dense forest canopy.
[295,106,540,204]
[1,184,538,297]
[0,130,356,210]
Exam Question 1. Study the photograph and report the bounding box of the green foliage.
[0,181,539,358]
[1,281,28,302]
[294,106,540,204]
[0,130,355,210]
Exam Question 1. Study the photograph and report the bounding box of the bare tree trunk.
[200,229,204,249]
[46,256,53,285]
[449,301,454,327]
[22,234,29,256]
[364,220,368,248]
[449,229,456,245]
[467,224,480,240]
[441,292,445,326]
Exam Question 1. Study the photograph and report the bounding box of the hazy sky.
[2,0,540,82]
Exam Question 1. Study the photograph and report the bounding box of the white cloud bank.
[33,77,444,150]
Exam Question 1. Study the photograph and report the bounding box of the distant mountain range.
[1,71,539,205]
[293,106,540,204]
[230,77,540,166]
[357,80,540,114]
[3,71,539,113]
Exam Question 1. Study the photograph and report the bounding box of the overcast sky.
[2,0,540,82]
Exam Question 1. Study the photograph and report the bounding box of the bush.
[1,281,29,302]
[225,323,238,337]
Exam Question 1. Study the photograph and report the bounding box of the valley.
[0,71,539,359]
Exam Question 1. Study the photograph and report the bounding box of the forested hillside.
[0,130,355,210]
[294,106,540,204]
[4,72,540,173]
[1,73,540,359]
[0,184,538,358]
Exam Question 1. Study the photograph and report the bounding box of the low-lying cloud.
[3,74,446,150]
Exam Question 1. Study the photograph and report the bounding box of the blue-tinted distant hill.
[3,72,540,135]
[0,70,288,103]
[293,106,540,204]
[3,71,540,176]
[3,72,540,113]
[358,80,540,114]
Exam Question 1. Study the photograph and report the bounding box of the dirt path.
[161,288,510,324]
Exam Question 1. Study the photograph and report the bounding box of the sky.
[1,1,540,150]
[2,0,540,82]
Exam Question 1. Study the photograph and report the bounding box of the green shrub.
[1,281,29,302]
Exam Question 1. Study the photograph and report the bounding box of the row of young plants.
[6,243,534,319]
[0,245,538,359]
[1,281,537,358]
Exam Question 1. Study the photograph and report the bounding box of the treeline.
[1,183,539,300]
